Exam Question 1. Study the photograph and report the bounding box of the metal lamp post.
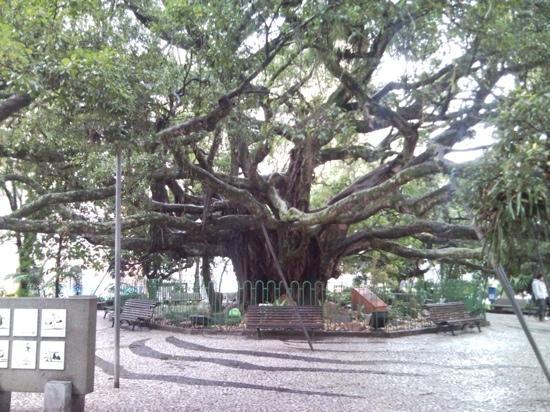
[114,149,122,388]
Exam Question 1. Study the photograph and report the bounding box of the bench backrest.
[425,302,472,322]
[120,299,158,321]
[246,305,324,329]
[494,298,529,308]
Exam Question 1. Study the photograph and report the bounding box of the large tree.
[1,0,548,291]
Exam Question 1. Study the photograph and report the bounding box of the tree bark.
[0,94,32,124]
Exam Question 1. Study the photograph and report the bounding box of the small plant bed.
[323,316,434,333]
[151,318,439,338]
[147,293,481,337]
[152,318,245,334]
[151,311,438,337]
[153,302,244,331]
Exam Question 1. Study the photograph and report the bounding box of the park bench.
[424,302,482,335]
[491,297,537,315]
[245,305,324,337]
[103,305,114,319]
[111,298,158,330]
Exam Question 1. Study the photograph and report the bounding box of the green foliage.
[12,266,45,297]
[0,0,548,288]
[326,287,352,306]
[437,278,486,315]
[163,307,194,324]
[388,297,423,321]
[461,73,549,265]
[509,274,535,295]
[343,250,410,290]
[375,276,486,317]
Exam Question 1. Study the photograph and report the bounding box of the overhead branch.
[336,220,478,254]
[328,160,401,205]
[149,198,234,215]
[1,174,45,194]
[156,21,294,141]
[279,161,441,225]
[319,145,385,164]
[156,96,233,139]
[0,94,32,123]
[8,186,116,219]
[0,211,196,236]
[184,160,272,220]
[371,47,482,102]
[0,216,114,235]
[151,166,255,192]
[320,49,418,159]
[344,238,482,260]
[150,200,204,214]
[124,1,207,50]
[396,185,454,216]
[0,144,67,163]
[373,64,455,101]
[327,3,433,108]
[431,67,503,148]
[85,233,227,256]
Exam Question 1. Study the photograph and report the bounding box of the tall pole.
[260,224,314,351]
[474,227,550,384]
[114,150,122,388]
[491,262,550,384]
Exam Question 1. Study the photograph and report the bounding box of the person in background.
[532,273,549,321]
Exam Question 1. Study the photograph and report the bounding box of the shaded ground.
[11,313,550,411]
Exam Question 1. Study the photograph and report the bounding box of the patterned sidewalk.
[11,313,550,411]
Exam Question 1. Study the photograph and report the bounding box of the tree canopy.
[1,0,548,287]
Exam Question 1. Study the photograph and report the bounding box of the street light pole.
[114,149,122,388]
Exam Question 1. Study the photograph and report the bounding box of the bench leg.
[436,322,449,334]
[450,325,455,336]
[476,322,481,332]
[256,328,261,339]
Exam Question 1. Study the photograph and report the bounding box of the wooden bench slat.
[111,299,158,330]
[425,302,482,335]
[246,305,324,337]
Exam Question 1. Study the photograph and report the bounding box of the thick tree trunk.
[201,255,222,312]
[193,257,201,294]
[226,133,338,304]
[226,228,331,304]
[54,236,63,298]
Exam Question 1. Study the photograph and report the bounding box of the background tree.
[0,0,548,298]
[461,70,549,290]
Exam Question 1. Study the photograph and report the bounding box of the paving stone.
[11,313,550,411]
